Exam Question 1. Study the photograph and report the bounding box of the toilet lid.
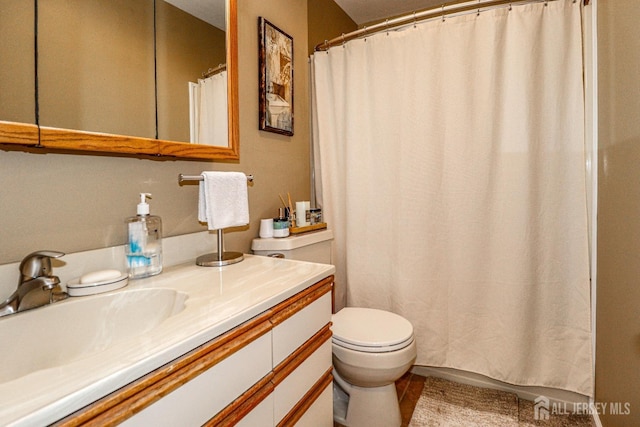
[332,308,414,353]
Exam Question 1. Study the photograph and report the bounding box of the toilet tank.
[251,230,333,264]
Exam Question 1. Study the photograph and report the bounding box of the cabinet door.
[121,332,272,427]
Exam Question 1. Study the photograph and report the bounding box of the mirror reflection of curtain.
[189,71,228,146]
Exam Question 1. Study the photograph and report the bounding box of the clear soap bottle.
[126,193,163,279]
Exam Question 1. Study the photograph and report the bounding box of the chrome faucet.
[0,250,67,317]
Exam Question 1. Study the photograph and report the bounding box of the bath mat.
[408,377,595,427]
[517,399,595,427]
[408,377,519,427]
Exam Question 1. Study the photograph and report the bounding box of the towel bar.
[178,173,254,184]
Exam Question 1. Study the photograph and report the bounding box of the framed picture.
[258,17,293,136]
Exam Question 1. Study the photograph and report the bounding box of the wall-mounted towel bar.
[178,173,254,184]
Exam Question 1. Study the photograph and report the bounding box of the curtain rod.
[202,63,227,79]
[314,0,587,52]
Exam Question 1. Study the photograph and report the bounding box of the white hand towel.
[198,171,250,230]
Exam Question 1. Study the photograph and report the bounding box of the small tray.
[289,222,327,235]
[67,274,128,297]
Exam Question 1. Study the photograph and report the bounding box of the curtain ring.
[363,25,367,42]
[442,4,446,22]
[341,33,346,48]
[509,2,512,11]
[413,11,417,28]
[385,19,389,36]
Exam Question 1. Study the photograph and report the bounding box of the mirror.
[156,0,228,146]
[0,1,38,144]
[38,0,157,139]
[0,0,238,160]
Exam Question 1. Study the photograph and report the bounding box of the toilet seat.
[332,308,414,353]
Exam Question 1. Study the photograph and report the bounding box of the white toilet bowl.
[331,308,417,427]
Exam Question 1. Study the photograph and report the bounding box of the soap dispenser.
[125,193,163,279]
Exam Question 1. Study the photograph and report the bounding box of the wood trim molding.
[277,368,334,427]
[39,127,158,156]
[157,139,239,160]
[270,276,334,327]
[0,121,39,146]
[205,372,275,427]
[272,324,332,387]
[226,0,240,158]
[55,311,272,427]
[210,325,334,426]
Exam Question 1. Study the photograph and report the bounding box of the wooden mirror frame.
[0,0,238,161]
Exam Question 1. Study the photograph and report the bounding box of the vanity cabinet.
[54,276,334,427]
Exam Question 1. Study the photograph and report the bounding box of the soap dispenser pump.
[125,193,163,279]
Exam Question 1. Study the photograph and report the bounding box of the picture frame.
[258,17,294,136]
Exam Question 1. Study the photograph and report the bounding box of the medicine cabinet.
[0,0,239,161]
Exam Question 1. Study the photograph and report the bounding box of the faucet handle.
[19,250,65,280]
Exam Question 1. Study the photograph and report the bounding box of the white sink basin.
[0,288,187,384]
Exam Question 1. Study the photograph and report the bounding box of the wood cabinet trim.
[0,121,39,146]
[39,127,158,156]
[205,373,274,427]
[54,311,272,427]
[276,368,334,427]
[270,276,333,327]
[157,139,238,160]
[272,324,332,387]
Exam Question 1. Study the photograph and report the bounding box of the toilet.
[252,229,417,427]
[331,308,416,426]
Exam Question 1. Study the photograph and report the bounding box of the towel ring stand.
[178,173,254,267]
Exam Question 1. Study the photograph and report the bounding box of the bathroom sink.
[0,288,187,384]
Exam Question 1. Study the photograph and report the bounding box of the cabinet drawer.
[235,393,274,427]
[121,331,272,427]
[272,292,332,367]
[273,339,332,423]
[293,380,333,427]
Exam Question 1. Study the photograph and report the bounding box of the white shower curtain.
[189,71,228,146]
[311,0,593,396]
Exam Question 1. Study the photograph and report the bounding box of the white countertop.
[0,255,335,427]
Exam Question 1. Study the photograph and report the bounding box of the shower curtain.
[311,0,593,395]
[189,71,228,146]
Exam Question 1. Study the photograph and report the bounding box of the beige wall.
[307,0,357,55]
[0,0,312,266]
[596,0,640,425]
